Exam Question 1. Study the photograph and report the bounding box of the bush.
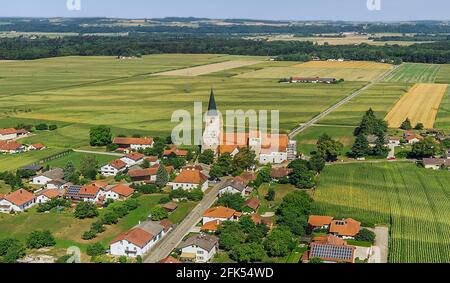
[26,230,56,249]
[134,184,160,194]
[150,206,168,221]
[102,212,119,225]
[74,202,99,219]
[35,123,49,130]
[48,124,58,131]
[82,230,97,240]
[91,221,106,234]
[119,256,127,263]
[86,243,105,257]
[158,196,171,204]
[89,125,112,146]
[355,228,376,244]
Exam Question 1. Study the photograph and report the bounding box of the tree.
[354,108,387,136]
[217,153,233,176]
[217,193,245,211]
[254,165,272,188]
[102,212,119,225]
[400,118,413,130]
[26,230,56,249]
[412,137,442,158]
[64,161,75,181]
[198,149,215,165]
[233,148,256,172]
[218,221,246,251]
[288,163,316,189]
[316,134,343,161]
[264,227,295,257]
[89,125,112,146]
[350,134,370,158]
[150,206,168,221]
[35,123,49,130]
[266,187,276,201]
[309,154,326,173]
[187,188,204,201]
[415,122,424,130]
[0,239,25,263]
[80,155,99,180]
[74,202,99,219]
[276,191,312,235]
[86,243,105,257]
[355,228,376,244]
[155,165,169,188]
[230,243,266,263]
[209,164,224,179]
[119,256,127,263]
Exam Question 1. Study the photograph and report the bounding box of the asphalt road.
[289,64,400,139]
[143,179,227,263]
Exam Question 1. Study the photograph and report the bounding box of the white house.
[36,189,60,204]
[102,184,135,201]
[100,159,128,177]
[64,183,103,203]
[178,234,219,263]
[0,141,26,154]
[218,178,247,197]
[31,168,64,186]
[259,150,288,164]
[0,189,36,213]
[113,137,154,151]
[144,156,160,167]
[172,169,209,192]
[0,128,29,141]
[120,153,145,167]
[110,220,172,258]
[202,206,242,226]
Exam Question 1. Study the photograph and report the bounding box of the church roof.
[207,89,218,115]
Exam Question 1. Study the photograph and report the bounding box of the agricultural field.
[383,63,441,83]
[436,64,450,84]
[435,86,450,128]
[154,60,262,76]
[0,148,64,172]
[385,83,448,128]
[43,151,117,170]
[313,162,450,263]
[319,82,412,126]
[236,60,392,82]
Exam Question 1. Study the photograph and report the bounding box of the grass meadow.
[313,162,450,263]
[383,63,441,83]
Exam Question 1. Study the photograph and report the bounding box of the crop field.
[236,61,392,81]
[385,83,448,128]
[154,60,262,76]
[314,162,450,263]
[436,64,450,84]
[383,63,441,83]
[43,151,117,169]
[435,86,450,128]
[319,82,412,126]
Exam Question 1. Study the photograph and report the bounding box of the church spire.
[207,88,217,115]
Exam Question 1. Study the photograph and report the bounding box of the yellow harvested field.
[295,61,392,69]
[236,60,392,81]
[153,60,261,76]
[385,83,448,128]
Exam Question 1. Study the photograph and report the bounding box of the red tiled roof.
[159,219,173,232]
[245,197,261,210]
[4,189,35,206]
[0,128,28,135]
[123,152,145,161]
[203,206,237,219]
[145,156,158,162]
[111,184,135,197]
[163,147,188,157]
[159,256,181,263]
[270,167,293,179]
[111,228,153,248]
[113,137,153,145]
[201,220,221,232]
[31,144,45,150]
[308,215,334,227]
[173,170,207,185]
[39,189,60,199]
[92,180,108,188]
[109,159,127,170]
[78,184,101,197]
[330,218,361,237]
[0,141,24,151]
[240,172,257,182]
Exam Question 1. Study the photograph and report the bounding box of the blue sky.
[0,0,449,21]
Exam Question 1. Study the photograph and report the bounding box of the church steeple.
[207,88,217,115]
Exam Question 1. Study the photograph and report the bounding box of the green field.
[435,86,450,128]
[319,82,412,126]
[44,151,117,169]
[435,64,450,84]
[383,63,441,83]
[313,162,450,263]
[0,148,64,171]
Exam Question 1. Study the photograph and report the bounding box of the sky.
[0,0,449,21]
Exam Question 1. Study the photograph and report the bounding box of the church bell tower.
[202,89,221,154]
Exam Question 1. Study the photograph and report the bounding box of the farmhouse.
[423,158,450,170]
[178,234,219,263]
[218,178,247,197]
[128,165,174,183]
[291,77,336,84]
[0,141,26,154]
[36,189,60,204]
[329,218,361,239]
[102,184,135,201]
[306,235,356,263]
[202,206,242,225]
[403,131,423,144]
[120,153,145,166]
[110,220,172,258]
[163,146,189,158]
[31,168,64,186]
[101,159,128,177]
[113,137,154,152]
[0,189,36,213]
[308,215,334,229]
[0,128,29,141]
[172,169,208,192]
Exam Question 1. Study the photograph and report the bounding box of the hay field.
[237,60,392,81]
[385,83,448,128]
[383,63,441,83]
[154,60,262,76]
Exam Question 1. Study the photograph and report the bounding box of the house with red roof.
[0,141,26,154]
[163,146,189,158]
[100,159,128,177]
[128,165,174,183]
[202,206,242,226]
[64,183,104,203]
[306,235,356,263]
[110,220,172,258]
[113,137,154,152]
[36,189,60,204]
[120,153,145,167]
[329,218,361,239]
[0,128,29,141]
[0,189,36,213]
[102,184,135,201]
[308,215,334,230]
[29,144,46,151]
[171,169,208,192]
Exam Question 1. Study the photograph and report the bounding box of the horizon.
[0,0,449,22]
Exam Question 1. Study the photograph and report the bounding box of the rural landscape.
[0,7,450,267]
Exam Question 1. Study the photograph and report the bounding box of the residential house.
[388,136,401,146]
[36,189,60,204]
[0,141,26,154]
[163,147,189,158]
[102,184,135,201]
[306,235,356,263]
[329,218,361,239]
[31,168,64,186]
[46,179,67,190]
[110,220,172,258]
[218,178,247,197]
[113,137,154,152]
[64,183,103,203]
[403,132,423,144]
[0,189,36,213]
[100,159,128,177]
[245,197,261,211]
[172,169,208,192]
[128,165,174,183]
[308,215,334,230]
[202,206,242,226]
[144,156,160,166]
[178,234,219,263]
[0,128,29,141]
[120,153,145,167]
[423,158,449,170]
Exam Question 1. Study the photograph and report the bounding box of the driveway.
[368,226,389,263]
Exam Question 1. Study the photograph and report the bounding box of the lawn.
[0,148,65,171]
[43,151,117,169]
[257,183,298,214]
[313,162,450,263]
[383,63,441,83]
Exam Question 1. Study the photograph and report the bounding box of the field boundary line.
[289,64,401,138]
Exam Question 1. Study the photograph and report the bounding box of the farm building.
[0,128,30,141]
[113,137,154,152]
[128,165,174,183]
[31,168,64,186]
[0,141,26,154]
[305,235,356,263]
[329,218,361,239]
[178,234,219,263]
[291,77,336,84]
